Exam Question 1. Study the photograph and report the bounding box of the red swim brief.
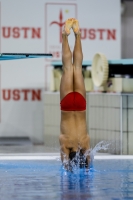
[60,92,86,111]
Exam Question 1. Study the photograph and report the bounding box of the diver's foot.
[63,18,74,35]
[72,19,80,34]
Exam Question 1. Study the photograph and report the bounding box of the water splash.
[91,140,111,158]
[62,140,111,172]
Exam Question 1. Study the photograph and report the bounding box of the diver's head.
[69,150,88,168]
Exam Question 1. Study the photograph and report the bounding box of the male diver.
[59,18,90,169]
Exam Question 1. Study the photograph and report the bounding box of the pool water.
[0,159,133,200]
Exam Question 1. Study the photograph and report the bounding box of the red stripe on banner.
[44,3,77,62]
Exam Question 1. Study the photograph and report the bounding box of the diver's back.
[60,111,88,138]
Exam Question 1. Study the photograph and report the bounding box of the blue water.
[0,159,133,200]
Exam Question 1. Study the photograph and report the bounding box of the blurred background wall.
[0,0,133,149]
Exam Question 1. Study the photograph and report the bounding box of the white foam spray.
[61,140,111,172]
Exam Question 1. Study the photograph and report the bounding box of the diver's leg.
[60,32,73,100]
[72,20,86,98]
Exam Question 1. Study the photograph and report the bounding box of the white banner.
[0,0,121,142]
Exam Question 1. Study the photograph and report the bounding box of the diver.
[59,18,90,170]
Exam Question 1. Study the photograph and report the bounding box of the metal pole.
[120,95,123,155]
